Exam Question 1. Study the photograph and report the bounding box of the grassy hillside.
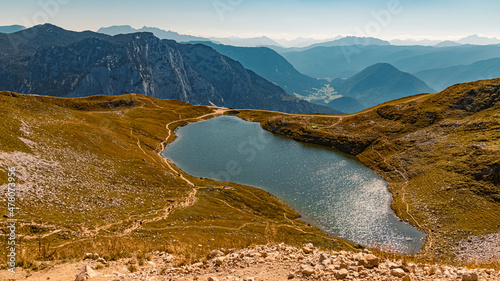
[0,92,354,270]
[237,78,500,260]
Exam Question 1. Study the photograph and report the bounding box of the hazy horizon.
[1,0,500,42]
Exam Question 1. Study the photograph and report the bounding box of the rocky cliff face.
[0,24,334,114]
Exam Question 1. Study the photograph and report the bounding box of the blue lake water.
[162,115,426,253]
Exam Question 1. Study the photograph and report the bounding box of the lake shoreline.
[162,113,425,254]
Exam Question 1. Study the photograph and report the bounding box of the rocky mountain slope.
[0,24,333,114]
[329,63,434,113]
[238,78,500,260]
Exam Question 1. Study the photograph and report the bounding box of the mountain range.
[390,38,442,46]
[2,24,498,114]
[415,58,500,92]
[3,25,500,48]
[306,36,390,48]
[93,25,500,95]
[456,35,500,45]
[390,35,500,46]
[97,25,282,47]
[282,44,500,79]
[97,25,209,42]
[0,24,334,114]
[193,41,326,98]
[328,63,434,113]
[267,36,389,54]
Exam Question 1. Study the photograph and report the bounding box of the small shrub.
[128,265,137,273]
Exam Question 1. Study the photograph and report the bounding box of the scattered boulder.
[75,265,98,281]
[462,271,478,281]
[211,250,224,257]
[215,257,225,266]
[388,261,401,269]
[358,254,379,268]
[302,247,313,254]
[301,265,315,276]
[319,253,328,263]
[425,266,437,275]
[334,268,349,279]
[391,268,406,278]
[65,244,500,281]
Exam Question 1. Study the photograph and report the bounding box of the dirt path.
[113,108,229,236]
[370,147,422,227]
[22,108,229,243]
[370,146,434,253]
[158,108,227,185]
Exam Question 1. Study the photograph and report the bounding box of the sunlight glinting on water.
[163,116,426,253]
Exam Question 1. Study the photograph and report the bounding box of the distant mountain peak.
[457,34,500,45]
[30,23,63,31]
[434,40,462,47]
[0,25,26,34]
[362,62,398,72]
[329,63,434,113]
[331,36,391,46]
[295,36,390,51]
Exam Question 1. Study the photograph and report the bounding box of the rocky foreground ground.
[2,244,499,281]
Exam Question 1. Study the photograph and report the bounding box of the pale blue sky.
[1,0,499,40]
